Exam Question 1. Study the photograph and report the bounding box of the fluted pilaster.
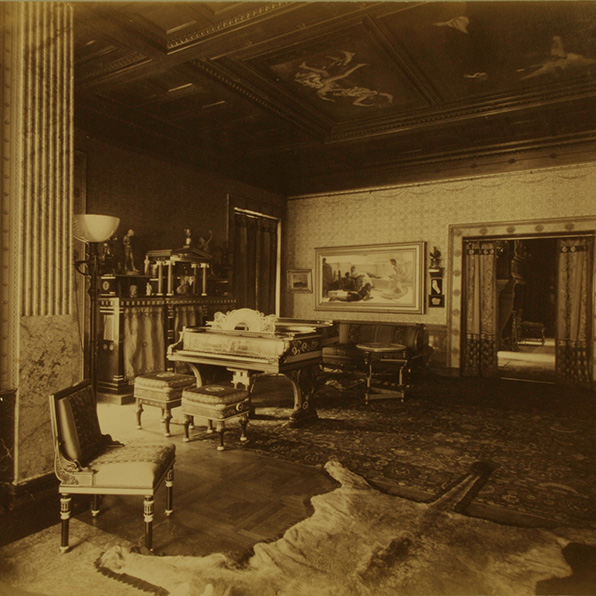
[20,2,73,317]
[1,2,78,482]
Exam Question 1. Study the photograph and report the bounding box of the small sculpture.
[99,238,118,275]
[197,230,213,253]
[122,229,139,273]
[184,228,192,247]
[429,246,442,269]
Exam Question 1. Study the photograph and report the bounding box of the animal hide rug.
[97,459,596,596]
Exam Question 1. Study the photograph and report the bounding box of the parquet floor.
[0,377,337,558]
[2,377,596,595]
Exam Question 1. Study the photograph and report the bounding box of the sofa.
[321,321,429,393]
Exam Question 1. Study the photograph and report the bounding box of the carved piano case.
[168,308,336,426]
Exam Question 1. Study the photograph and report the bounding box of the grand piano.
[167,308,336,426]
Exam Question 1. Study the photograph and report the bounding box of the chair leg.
[91,494,100,517]
[217,422,225,451]
[206,419,214,434]
[183,415,191,442]
[136,401,143,430]
[144,496,154,551]
[60,494,71,553]
[163,409,172,437]
[240,417,248,442]
[165,468,174,516]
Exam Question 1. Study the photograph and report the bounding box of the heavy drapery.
[233,210,278,314]
[123,304,165,378]
[556,237,593,387]
[462,240,498,377]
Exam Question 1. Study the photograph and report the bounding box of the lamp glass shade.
[73,214,120,243]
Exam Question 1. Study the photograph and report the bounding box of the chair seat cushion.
[323,344,406,365]
[87,442,175,489]
[322,344,364,362]
[521,321,545,330]
[135,372,195,392]
[182,384,250,420]
[182,384,248,405]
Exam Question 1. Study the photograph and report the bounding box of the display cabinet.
[144,246,211,297]
[97,295,236,403]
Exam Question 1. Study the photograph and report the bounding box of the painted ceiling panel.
[74,1,596,195]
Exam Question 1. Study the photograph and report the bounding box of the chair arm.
[54,442,96,485]
[101,433,122,446]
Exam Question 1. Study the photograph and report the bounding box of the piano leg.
[284,365,319,427]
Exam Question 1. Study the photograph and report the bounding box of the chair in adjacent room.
[49,380,176,553]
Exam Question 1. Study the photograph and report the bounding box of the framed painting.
[287,269,313,293]
[315,242,425,313]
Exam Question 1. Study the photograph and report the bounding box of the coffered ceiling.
[74,1,596,196]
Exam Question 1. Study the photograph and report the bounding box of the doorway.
[496,237,557,382]
[460,233,593,385]
[448,217,596,388]
[232,208,281,315]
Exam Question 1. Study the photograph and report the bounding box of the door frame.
[447,216,596,380]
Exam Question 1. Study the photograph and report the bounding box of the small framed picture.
[287,269,313,293]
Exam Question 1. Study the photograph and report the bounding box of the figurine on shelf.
[429,246,442,269]
[197,230,213,254]
[123,229,139,273]
[99,238,118,275]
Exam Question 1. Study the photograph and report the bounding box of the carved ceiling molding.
[167,3,290,52]
[329,82,596,143]
[76,51,150,84]
[190,58,330,140]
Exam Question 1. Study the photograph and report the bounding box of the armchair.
[49,380,175,552]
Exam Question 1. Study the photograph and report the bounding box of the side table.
[356,342,407,404]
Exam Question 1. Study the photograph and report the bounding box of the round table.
[356,342,407,404]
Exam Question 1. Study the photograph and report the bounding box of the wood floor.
[0,378,337,557]
[2,377,596,596]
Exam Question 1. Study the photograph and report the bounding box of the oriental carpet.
[199,375,596,528]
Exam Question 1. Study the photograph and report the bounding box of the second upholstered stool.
[134,372,195,437]
[181,383,250,450]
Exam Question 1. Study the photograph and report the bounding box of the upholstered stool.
[181,384,249,450]
[134,372,195,437]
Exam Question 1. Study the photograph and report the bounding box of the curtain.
[173,303,202,340]
[123,304,165,378]
[233,210,278,314]
[461,240,498,377]
[556,237,593,387]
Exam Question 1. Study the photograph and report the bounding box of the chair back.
[49,380,105,467]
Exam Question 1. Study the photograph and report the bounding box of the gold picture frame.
[315,242,426,313]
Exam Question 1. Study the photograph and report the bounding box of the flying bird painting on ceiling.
[294,51,393,107]
[433,15,470,34]
[518,35,596,80]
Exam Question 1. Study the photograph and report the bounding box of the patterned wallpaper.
[285,162,596,330]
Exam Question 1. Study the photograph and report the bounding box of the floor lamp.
[73,214,120,399]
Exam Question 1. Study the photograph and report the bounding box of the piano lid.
[206,309,334,336]
[181,327,289,362]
